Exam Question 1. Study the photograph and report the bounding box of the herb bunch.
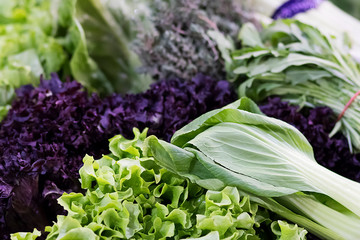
[134,0,244,80]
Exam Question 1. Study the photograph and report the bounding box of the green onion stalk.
[226,20,360,152]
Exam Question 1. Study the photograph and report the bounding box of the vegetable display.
[0,74,235,239]
[147,98,360,239]
[0,0,243,122]
[2,1,360,239]
[0,0,152,121]
[11,129,307,240]
[230,19,360,152]
[0,0,69,121]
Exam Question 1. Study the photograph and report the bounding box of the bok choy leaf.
[146,97,360,239]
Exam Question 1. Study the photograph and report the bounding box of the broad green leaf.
[74,0,152,94]
[238,23,264,47]
[171,97,263,147]
[148,97,360,239]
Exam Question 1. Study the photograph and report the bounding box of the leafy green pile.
[147,98,360,239]
[11,129,306,240]
[229,19,360,152]
[74,0,152,94]
[0,0,247,122]
[0,0,153,121]
[0,0,69,120]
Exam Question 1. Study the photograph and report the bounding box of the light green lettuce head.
[11,128,306,239]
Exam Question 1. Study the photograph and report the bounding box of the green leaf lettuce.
[12,128,306,239]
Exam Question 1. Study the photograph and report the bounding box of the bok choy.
[146,97,360,239]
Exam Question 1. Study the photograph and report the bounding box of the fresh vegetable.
[230,19,360,152]
[0,0,155,121]
[73,0,153,94]
[133,0,243,81]
[0,0,70,121]
[260,97,360,182]
[0,74,236,239]
[103,74,237,142]
[245,0,360,61]
[11,129,307,240]
[0,0,244,121]
[147,97,360,239]
[0,74,106,240]
[11,229,41,240]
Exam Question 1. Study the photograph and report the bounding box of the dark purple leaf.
[0,73,236,239]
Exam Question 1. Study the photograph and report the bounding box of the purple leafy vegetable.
[103,75,236,142]
[272,0,325,19]
[0,74,236,239]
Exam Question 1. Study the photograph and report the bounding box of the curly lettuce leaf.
[12,129,305,239]
[10,229,41,240]
[271,220,307,240]
[0,0,69,120]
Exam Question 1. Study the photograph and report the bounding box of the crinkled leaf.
[16,130,296,239]
[10,229,41,240]
[271,220,307,240]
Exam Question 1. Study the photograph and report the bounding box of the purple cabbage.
[260,97,360,182]
[0,74,236,239]
[272,0,325,19]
